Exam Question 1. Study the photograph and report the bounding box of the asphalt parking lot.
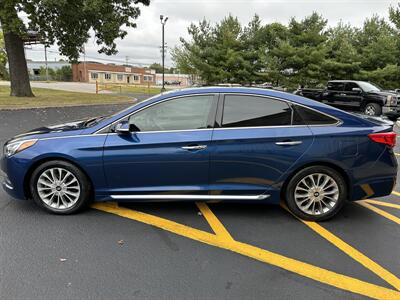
[0,104,399,299]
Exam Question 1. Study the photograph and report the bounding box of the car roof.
[157,86,333,110]
[328,80,364,83]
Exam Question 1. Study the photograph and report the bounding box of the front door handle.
[275,141,302,146]
[181,145,207,151]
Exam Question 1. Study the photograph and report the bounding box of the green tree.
[354,16,398,71]
[290,13,328,85]
[174,15,265,85]
[56,66,73,81]
[149,62,174,74]
[0,30,8,80]
[0,0,150,97]
[322,23,361,80]
[171,45,199,81]
[258,22,289,86]
[149,63,164,74]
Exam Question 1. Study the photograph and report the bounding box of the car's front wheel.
[30,160,91,214]
[364,103,382,116]
[285,166,347,221]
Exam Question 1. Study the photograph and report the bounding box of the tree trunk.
[3,31,34,97]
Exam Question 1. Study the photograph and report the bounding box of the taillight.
[368,132,397,148]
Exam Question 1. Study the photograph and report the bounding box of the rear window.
[292,105,338,125]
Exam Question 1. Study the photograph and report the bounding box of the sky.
[25,0,400,68]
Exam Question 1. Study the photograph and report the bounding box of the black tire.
[285,166,347,221]
[30,160,92,214]
[364,103,382,116]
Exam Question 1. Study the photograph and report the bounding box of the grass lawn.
[99,84,165,95]
[0,86,133,109]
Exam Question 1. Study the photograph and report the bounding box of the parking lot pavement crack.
[281,203,400,291]
[195,202,234,241]
[92,202,400,299]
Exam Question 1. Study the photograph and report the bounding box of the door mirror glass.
[115,121,131,134]
[352,87,362,93]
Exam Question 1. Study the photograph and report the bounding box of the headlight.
[387,95,397,106]
[4,139,38,157]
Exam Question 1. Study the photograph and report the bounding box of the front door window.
[128,95,215,132]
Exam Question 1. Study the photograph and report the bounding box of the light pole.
[160,15,168,92]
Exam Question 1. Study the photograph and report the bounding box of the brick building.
[72,62,156,85]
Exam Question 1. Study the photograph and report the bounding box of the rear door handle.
[275,141,302,146]
[181,145,207,150]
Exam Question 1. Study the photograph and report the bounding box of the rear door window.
[327,82,345,91]
[222,95,292,128]
[344,82,360,92]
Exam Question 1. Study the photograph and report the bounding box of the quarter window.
[292,105,338,125]
[128,95,215,132]
[222,95,292,128]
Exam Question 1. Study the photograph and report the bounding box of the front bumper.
[1,155,27,200]
[382,105,400,118]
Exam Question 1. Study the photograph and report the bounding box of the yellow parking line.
[391,191,400,197]
[92,202,400,299]
[358,201,400,225]
[362,199,400,210]
[196,202,234,241]
[281,203,400,291]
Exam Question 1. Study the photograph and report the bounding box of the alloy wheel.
[36,167,81,210]
[365,105,376,116]
[294,173,339,216]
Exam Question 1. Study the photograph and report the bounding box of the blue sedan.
[1,87,397,221]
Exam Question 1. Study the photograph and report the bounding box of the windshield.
[358,82,381,92]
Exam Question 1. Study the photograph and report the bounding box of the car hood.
[366,90,397,98]
[9,118,94,142]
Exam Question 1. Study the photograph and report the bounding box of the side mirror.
[115,121,131,134]
[352,87,362,93]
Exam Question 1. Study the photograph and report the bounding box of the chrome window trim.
[94,93,218,134]
[111,194,270,200]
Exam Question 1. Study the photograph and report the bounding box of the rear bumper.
[350,175,396,201]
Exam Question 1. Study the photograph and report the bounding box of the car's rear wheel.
[30,160,91,214]
[364,103,382,116]
[285,166,347,221]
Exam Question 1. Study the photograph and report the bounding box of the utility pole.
[160,15,168,92]
[44,45,49,82]
[83,45,87,82]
